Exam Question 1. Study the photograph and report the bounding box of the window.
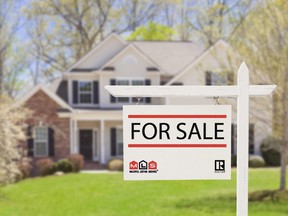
[34,126,48,157]
[211,72,227,85]
[79,81,92,104]
[116,80,129,103]
[116,128,123,157]
[116,79,145,103]
[132,80,145,86]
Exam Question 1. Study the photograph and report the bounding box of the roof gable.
[166,40,236,85]
[67,33,127,72]
[14,85,73,111]
[100,44,163,72]
[133,41,205,75]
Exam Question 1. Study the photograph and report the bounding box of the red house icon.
[129,161,138,170]
[149,161,157,170]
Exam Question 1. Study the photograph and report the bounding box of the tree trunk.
[0,60,3,96]
[0,73,2,95]
[280,75,288,191]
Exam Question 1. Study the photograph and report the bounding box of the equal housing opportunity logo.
[129,160,158,173]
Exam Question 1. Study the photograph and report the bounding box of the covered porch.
[59,109,123,165]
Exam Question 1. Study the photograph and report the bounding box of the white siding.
[99,47,161,108]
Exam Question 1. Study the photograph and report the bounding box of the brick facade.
[24,90,70,161]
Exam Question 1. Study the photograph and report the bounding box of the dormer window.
[79,81,92,104]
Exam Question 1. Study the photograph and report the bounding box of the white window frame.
[115,78,145,103]
[78,81,93,105]
[34,126,49,157]
[116,127,123,157]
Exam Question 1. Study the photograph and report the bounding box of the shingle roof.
[132,41,205,75]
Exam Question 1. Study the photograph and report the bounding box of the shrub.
[55,159,73,173]
[260,136,281,166]
[36,158,55,176]
[67,154,84,172]
[231,155,237,167]
[18,161,32,179]
[16,151,32,181]
[249,190,288,202]
[108,159,123,171]
[249,155,265,168]
[262,149,281,166]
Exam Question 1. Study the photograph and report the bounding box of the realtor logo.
[215,160,225,173]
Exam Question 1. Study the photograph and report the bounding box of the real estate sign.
[123,105,231,180]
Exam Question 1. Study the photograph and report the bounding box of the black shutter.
[110,79,116,103]
[145,79,151,103]
[93,81,99,104]
[111,128,117,156]
[231,124,236,155]
[171,82,183,85]
[249,124,254,154]
[73,81,78,104]
[205,71,212,85]
[56,80,68,102]
[48,127,55,157]
[27,126,34,157]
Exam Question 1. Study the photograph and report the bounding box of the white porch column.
[73,120,78,153]
[100,120,105,164]
[70,119,74,154]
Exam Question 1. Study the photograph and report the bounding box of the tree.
[25,0,163,81]
[3,44,29,98]
[158,0,253,44]
[186,0,252,46]
[0,95,30,185]
[0,0,23,96]
[233,0,288,190]
[127,21,175,41]
[25,0,116,80]
[114,0,162,32]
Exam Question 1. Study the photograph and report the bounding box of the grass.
[0,168,287,216]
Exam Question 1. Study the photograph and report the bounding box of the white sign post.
[123,105,231,180]
[105,62,276,216]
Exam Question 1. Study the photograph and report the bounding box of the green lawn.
[0,168,287,216]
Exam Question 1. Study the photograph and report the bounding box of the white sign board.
[123,105,231,180]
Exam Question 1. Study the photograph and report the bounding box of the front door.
[79,130,93,160]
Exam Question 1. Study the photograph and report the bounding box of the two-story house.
[16,33,271,168]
